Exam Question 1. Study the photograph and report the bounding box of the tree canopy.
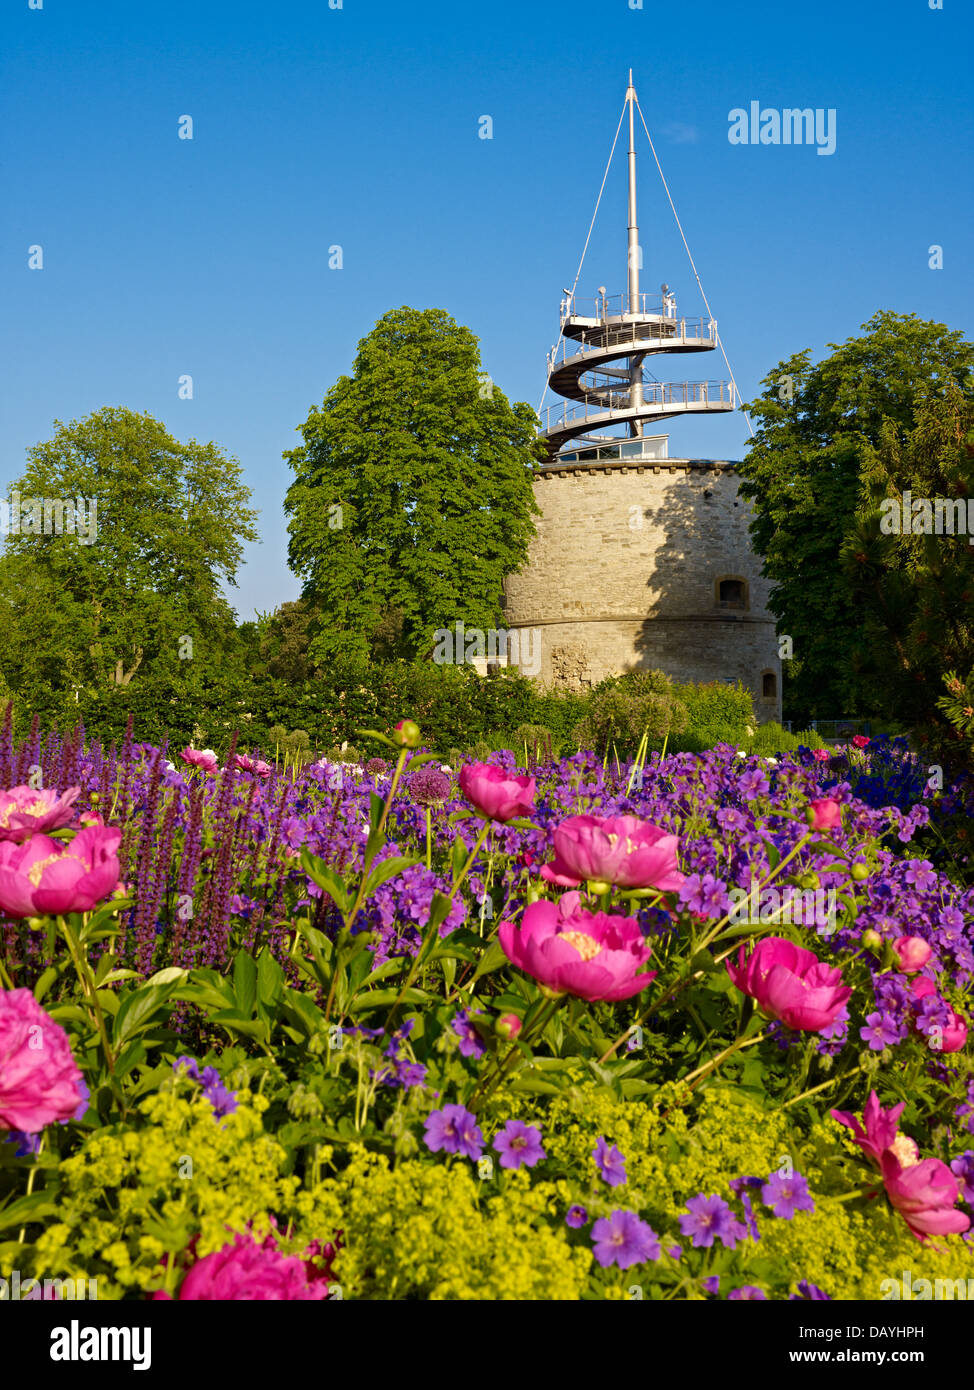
[283,306,542,664]
[0,407,259,707]
[736,311,974,720]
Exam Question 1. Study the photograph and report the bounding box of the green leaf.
[347,988,433,1013]
[450,834,468,880]
[33,966,58,1003]
[113,978,181,1048]
[472,939,509,980]
[0,1192,61,1231]
[256,949,284,1011]
[363,854,420,895]
[232,950,258,1017]
[300,851,351,914]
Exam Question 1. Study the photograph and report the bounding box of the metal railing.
[547,317,717,372]
[542,380,735,433]
[561,290,671,322]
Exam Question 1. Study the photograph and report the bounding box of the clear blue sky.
[2,0,971,621]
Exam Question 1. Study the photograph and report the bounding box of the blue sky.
[2,0,971,620]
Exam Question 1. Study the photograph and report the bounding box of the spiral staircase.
[539,74,736,462]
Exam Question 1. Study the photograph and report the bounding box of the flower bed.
[0,721,972,1301]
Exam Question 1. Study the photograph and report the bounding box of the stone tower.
[503,73,781,722]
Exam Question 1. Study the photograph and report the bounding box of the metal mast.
[626,69,643,433]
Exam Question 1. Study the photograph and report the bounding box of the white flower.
[764,757,779,766]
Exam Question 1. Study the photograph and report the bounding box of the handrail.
[542,381,735,432]
[547,317,717,372]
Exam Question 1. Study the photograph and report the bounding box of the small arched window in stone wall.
[716,576,748,611]
[761,670,777,699]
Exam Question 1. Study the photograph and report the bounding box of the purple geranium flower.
[451,1010,486,1060]
[565,1204,588,1228]
[729,1285,767,1300]
[423,1104,484,1161]
[761,1171,815,1220]
[678,1194,740,1249]
[859,1011,905,1051]
[591,1210,660,1269]
[493,1120,546,1170]
[593,1135,627,1186]
[790,1280,831,1301]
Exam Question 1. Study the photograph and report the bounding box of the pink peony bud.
[892,936,932,973]
[806,799,841,832]
[392,720,422,749]
[496,1013,522,1039]
[459,762,535,823]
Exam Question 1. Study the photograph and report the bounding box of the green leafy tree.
[737,312,974,720]
[284,306,542,663]
[0,407,259,705]
[841,388,974,760]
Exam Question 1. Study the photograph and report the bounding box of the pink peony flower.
[0,825,122,918]
[851,735,871,750]
[727,936,852,1032]
[807,798,841,831]
[498,895,656,1002]
[0,989,87,1132]
[892,936,932,973]
[880,1149,970,1243]
[539,814,684,892]
[810,748,830,763]
[0,786,80,843]
[179,748,219,774]
[233,754,272,777]
[459,762,535,823]
[153,1232,332,1300]
[830,1090,906,1167]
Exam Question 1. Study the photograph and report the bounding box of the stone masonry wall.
[502,459,781,722]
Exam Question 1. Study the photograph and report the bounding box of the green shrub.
[747,721,802,756]
[794,727,828,750]
[571,685,689,757]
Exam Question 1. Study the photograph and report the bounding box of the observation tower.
[503,72,781,719]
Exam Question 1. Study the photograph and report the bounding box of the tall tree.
[284,306,542,663]
[0,407,259,704]
[737,312,974,720]
[841,387,974,758]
